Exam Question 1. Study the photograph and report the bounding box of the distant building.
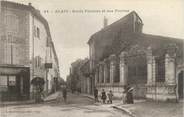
[67,59,89,93]
[79,59,91,94]
[0,1,60,101]
[88,11,184,101]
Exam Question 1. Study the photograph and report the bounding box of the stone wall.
[146,47,178,102]
[146,83,176,101]
[0,7,30,66]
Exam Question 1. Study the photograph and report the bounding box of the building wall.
[0,3,31,101]
[88,11,183,101]
[29,12,60,94]
[0,1,60,99]
[47,44,60,93]
[28,14,48,94]
[32,16,47,78]
[0,7,30,66]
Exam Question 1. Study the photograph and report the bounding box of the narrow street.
[0,93,130,117]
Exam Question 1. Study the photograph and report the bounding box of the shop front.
[0,66,30,101]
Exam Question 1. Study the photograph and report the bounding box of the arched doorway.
[31,77,45,103]
[178,71,183,99]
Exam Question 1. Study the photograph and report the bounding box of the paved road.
[0,93,130,117]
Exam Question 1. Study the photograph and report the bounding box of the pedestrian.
[94,87,98,102]
[56,87,63,103]
[107,90,113,104]
[121,85,127,104]
[126,84,134,104]
[35,85,43,103]
[101,89,106,104]
[62,86,67,103]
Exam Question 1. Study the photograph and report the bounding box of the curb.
[44,98,57,103]
[0,100,35,107]
[0,98,58,107]
[112,106,136,117]
[81,95,94,100]
[82,94,136,117]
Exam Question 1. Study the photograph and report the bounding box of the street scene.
[1,93,131,117]
[0,0,184,117]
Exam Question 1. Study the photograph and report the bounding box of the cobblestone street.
[0,93,130,117]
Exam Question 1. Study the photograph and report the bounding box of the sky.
[7,0,184,80]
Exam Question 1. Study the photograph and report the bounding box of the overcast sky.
[9,0,184,80]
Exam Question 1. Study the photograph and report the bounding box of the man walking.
[94,87,98,102]
[62,86,67,103]
[126,84,134,104]
[107,90,113,104]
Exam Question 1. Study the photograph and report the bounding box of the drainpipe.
[46,68,48,94]
[32,15,35,99]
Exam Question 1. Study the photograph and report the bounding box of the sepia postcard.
[0,0,183,117]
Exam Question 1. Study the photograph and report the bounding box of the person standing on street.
[122,85,127,104]
[56,87,63,103]
[94,87,99,102]
[126,84,134,104]
[62,86,67,103]
[107,90,113,104]
[101,89,107,104]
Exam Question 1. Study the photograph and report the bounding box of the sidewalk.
[81,93,183,117]
[0,92,60,106]
[114,100,183,117]
[44,91,60,102]
[0,100,35,107]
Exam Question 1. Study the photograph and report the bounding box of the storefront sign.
[45,63,52,68]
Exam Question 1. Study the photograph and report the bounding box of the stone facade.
[88,11,183,101]
[146,46,182,101]
[0,1,60,101]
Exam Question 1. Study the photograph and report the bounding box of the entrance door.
[8,75,19,101]
[178,71,183,99]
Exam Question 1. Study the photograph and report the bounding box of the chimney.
[103,16,108,28]
[28,3,32,6]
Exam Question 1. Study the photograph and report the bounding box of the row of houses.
[0,1,61,101]
[74,11,183,102]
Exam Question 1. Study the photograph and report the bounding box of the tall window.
[106,63,110,83]
[114,60,120,83]
[4,34,19,65]
[5,34,13,64]
[36,27,40,38]
[155,57,165,82]
[4,14,19,64]
[35,56,42,68]
[34,26,40,38]
[5,14,19,34]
